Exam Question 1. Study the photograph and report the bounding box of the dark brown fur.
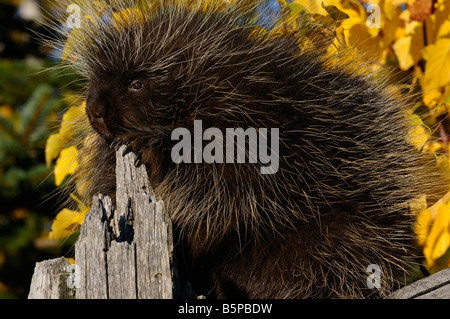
[58,2,445,298]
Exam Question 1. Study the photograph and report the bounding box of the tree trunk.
[29,146,182,299]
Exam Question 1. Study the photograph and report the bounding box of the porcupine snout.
[86,85,114,140]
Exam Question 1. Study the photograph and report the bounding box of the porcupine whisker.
[114,139,124,151]
[109,138,117,149]
[109,138,121,149]
[134,152,143,167]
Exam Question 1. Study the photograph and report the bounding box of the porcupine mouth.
[91,118,133,147]
[85,112,113,142]
[105,126,173,153]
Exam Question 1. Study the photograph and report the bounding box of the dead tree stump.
[28,257,75,299]
[29,146,181,299]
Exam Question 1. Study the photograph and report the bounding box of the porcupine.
[47,0,446,298]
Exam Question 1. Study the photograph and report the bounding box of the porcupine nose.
[86,97,111,139]
[86,100,103,124]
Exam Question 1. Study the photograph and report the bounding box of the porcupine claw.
[134,152,142,168]
[110,138,124,150]
[109,138,117,149]
[122,145,133,157]
[116,139,124,151]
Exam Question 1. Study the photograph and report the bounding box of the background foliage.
[0,0,450,299]
[0,0,82,298]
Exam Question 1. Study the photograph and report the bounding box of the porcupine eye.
[129,80,144,91]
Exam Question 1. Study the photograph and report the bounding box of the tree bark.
[29,146,179,299]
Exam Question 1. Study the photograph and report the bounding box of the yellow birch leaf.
[416,208,433,246]
[411,194,429,246]
[113,8,145,27]
[436,19,450,39]
[407,124,430,150]
[405,112,424,126]
[320,2,349,21]
[393,36,415,70]
[427,189,450,219]
[432,231,450,263]
[45,133,63,167]
[393,21,424,70]
[59,102,87,143]
[293,0,325,15]
[422,191,450,266]
[48,208,86,239]
[66,258,75,265]
[424,202,450,266]
[426,141,443,153]
[422,87,443,108]
[424,0,450,45]
[341,2,385,64]
[61,17,94,63]
[379,0,402,46]
[54,146,79,186]
[61,35,75,63]
[423,38,450,87]
[347,24,383,62]
[384,0,400,21]
[422,38,450,107]
[340,6,365,38]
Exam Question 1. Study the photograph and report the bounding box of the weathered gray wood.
[29,147,179,299]
[73,146,176,299]
[116,146,175,298]
[389,268,450,299]
[75,196,110,299]
[107,241,137,298]
[28,257,75,299]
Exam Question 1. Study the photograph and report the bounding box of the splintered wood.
[29,146,176,299]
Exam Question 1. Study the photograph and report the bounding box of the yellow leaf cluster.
[422,37,450,107]
[413,191,450,269]
[290,0,450,271]
[113,8,146,28]
[45,102,87,185]
[48,208,85,239]
[421,0,450,108]
[293,0,450,112]
[406,112,442,153]
[49,194,89,239]
[46,103,90,239]
[53,146,79,186]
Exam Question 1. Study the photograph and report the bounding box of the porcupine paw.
[109,138,143,168]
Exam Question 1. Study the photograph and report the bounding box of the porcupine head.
[46,0,448,298]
